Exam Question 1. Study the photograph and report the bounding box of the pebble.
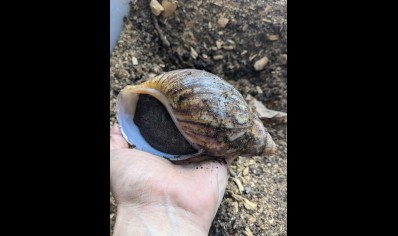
[256,86,263,94]
[244,186,252,194]
[218,17,229,28]
[150,0,164,16]
[213,54,224,61]
[132,57,138,65]
[216,40,223,49]
[253,56,269,71]
[190,47,198,59]
[161,0,177,18]
[222,44,235,50]
[115,69,129,80]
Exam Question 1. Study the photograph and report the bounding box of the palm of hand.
[110,125,230,231]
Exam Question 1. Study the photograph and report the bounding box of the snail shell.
[116,69,276,161]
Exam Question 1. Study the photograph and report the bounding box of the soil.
[110,0,287,235]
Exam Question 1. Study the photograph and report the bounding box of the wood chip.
[267,34,280,41]
[248,95,287,119]
[230,192,257,210]
[264,5,272,14]
[244,227,254,236]
[232,201,239,214]
[243,167,249,176]
[249,54,257,61]
[233,177,244,193]
[243,198,257,210]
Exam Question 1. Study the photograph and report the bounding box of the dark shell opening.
[133,94,197,155]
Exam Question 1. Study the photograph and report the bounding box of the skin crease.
[110,124,235,236]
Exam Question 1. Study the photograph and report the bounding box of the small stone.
[115,69,129,80]
[218,17,229,28]
[222,44,235,50]
[149,0,164,16]
[267,34,280,41]
[213,55,224,61]
[202,54,208,59]
[132,57,138,65]
[161,0,177,18]
[216,40,223,49]
[269,219,275,224]
[110,213,114,219]
[190,47,198,60]
[227,39,235,44]
[253,56,269,71]
[256,86,263,94]
[244,186,252,194]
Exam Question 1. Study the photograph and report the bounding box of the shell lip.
[116,88,202,161]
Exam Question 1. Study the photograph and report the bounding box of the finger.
[110,123,129,150]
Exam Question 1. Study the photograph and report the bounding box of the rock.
[218,17,229,28]
[161,0,177,18]
[115,69,129,80]
[244,186,252,194]
[213,54,224,61]
[256,86,263,94]
[149,0,164,16]
[190,47,198,59]
[253,56,269,71]
[132,56,138,65]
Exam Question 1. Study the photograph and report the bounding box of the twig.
[152,15,170,48]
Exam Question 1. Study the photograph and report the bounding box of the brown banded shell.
[116,69,276,161]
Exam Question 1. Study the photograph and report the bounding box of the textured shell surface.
[117,69,275,161]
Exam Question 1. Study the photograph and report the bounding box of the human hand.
[110,124,232,236]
